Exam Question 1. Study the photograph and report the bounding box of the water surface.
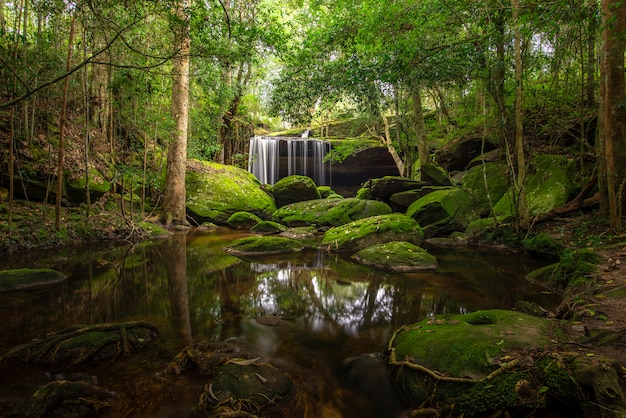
[0,228,557,417]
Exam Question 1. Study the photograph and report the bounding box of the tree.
[162,0,192,226]
[598,0,626,231]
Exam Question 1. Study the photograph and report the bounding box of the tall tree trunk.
[56,16,76,231]
[162,0,191,226]
[586,0,598,108]
[410,87,430,179]
[599,0,626,230]
[513,0,529,230]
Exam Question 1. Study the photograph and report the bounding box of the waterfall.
[248,136,331,186]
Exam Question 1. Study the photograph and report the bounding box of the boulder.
[363,176,428,202]
[322,214,424,253]
[406,188,475,238]
[250,220,288,235]
[66,167,111,204]
[0,268,66,292]
[461,162,509,217]
[271,175,321,208]
[226,211,263,230]
[420,162,452,186]
[272,198,392,228]
[436,137,498,171]
[352,241,438,271]
[222,236,303,257]
[389,186,447,211]
[493,154,578,217]
[388,309,626,417]
[185,160,276,225]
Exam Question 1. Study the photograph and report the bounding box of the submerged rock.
[0,268,66,292]
[352,241,437,272]
[322,214,424,253]
[272,197,392,228]
[5,321,159,364]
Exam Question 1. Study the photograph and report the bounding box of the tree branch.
[0,21,138,109]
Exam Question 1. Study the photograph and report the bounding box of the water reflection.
[0,229,558,417]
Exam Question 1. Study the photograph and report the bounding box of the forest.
[0,0,625,241]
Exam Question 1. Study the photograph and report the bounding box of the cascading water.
[248,136,331,186]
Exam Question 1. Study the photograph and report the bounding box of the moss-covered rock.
[322,214,424,253]
[420,162,452,186]
[0,268,66,292]
[365,176,428,202]
[352,241,437,271]
[461,162,509,217]
[493,155,578,217]
[66,167,111,204]
[138,221,171,238]
[406,187,475,237]
[227,211,263,230]
[250,220,287,235]
[388,310,553,406]
[222,236,303,257]
[271,175,321,207]
[272,198,392,228]
[185,160,276,224]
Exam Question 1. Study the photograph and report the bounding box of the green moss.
[186,160,276,224]
[273,198,391,228]
[0,268,66,291]
[222,236,303,256]
[227,211,263,230]
[322,214,423,253]
[353,241,437,272]
[455,371,528,415]
[250,220,287,234]
[392,310,551,379]
[138,221,170,238]
[524,233,566,260]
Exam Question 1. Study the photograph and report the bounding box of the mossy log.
[4,321,159,364]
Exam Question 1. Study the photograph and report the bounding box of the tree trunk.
[56,16,76,231]
[513,0,529,230]
[162,0,191,226]
[585,0,597,108]
[599,0,626,230]
[409,87,430,180]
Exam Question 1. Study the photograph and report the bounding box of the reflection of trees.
[163,233,192,345]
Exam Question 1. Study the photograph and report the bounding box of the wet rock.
[273,198,392,229]
[352,241,438,272]
[271,175,321,208]
[186,159,276,225]
[322,214,424,253]
[0,268,66,292]
[222,236,303,257]
[5,322,159,364]
[250,220,287,235]
[406,187,475,238]
[226,211,263,230]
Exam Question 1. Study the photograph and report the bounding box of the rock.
[493,154,578,217]
[226,211,263,230]
[4,380,113,418]
[250,220,288,235]
[389,186,447,211]
[406,187,475,238]
[66,167,111,204]
[363,176,428,202]
[436,137,498,171]
[420,162,452,186]
[352,241,438,271]
[322,214,424,253]
[0,268,66,292]
[186,159,276,225]
[222,236,303,257]
[271,175,321,208]
[461,162,509,217]
[5,322,159,364]
[208,363,293,412]
[272,198,392,228]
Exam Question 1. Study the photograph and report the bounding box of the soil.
[532,212,626,369]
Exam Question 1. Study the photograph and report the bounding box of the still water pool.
[0,228,558,417]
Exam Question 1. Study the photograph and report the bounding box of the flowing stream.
[0,229,558,417]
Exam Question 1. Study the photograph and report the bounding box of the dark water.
[0,228,558,417]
